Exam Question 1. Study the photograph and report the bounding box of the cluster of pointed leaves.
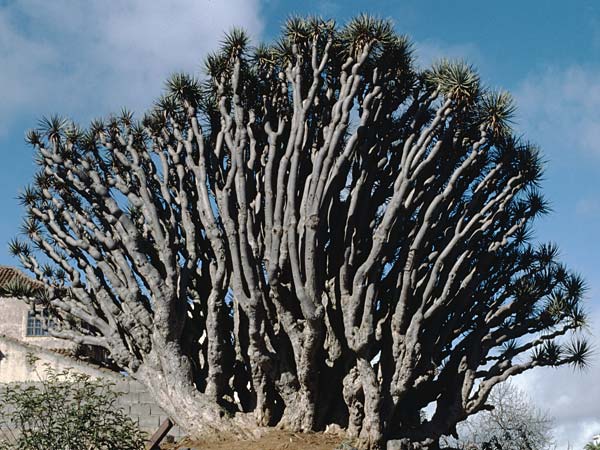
[10,14,590,443]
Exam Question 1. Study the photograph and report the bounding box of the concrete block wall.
[113,380,185,439]
[0,379,184,441]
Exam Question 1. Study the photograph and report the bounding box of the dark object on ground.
[147,418,174,450]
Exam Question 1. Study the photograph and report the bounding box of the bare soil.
[162,429,352,450]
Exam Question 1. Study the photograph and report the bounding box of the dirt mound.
[163,429,353,450]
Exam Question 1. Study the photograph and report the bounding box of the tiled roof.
[0,266,42,293]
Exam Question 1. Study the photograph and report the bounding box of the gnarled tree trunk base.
[171,428,349,450]
[134,349,438,450]
[167,429,437,450]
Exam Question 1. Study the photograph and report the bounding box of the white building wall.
[0,335,106,383]
[0,296,74,351]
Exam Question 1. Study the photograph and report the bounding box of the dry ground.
[161,429,353,450]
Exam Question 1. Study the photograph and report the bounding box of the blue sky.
[0,0,599,446]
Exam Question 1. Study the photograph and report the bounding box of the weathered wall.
[0,335,183,438]
[0,297,23,341]
[0,334,104,383]
[0,297,74,351]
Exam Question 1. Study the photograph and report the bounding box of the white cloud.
[511,67,600,447]
[0,0,263,133]
[514,66,600,157]
[555,420,600,450]
[512,305,600,448]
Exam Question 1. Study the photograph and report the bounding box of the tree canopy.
[9,15,590,450]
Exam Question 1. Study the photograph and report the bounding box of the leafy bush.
[0,355,144,450]
[442,382,555,450]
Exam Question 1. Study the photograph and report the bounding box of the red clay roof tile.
[0,266,42,292]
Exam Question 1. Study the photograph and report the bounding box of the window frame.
[25,309,52,337]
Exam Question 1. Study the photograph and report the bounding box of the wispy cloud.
[0,0,264,133]
[576,198,600,216]
[413,39,482,70]
[315,0,342,16]
[489,64,600,449]
[514,66,600,158]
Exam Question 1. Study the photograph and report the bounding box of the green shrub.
[0,355,144,450]
[584,442,600,450]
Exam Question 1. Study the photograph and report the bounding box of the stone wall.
[112,380,184,438]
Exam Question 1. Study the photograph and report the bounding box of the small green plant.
[0,354,144,450]
[584,441,600,450]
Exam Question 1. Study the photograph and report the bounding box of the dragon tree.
[8,15,590,450]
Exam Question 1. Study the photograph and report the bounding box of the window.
[26,309,53,337]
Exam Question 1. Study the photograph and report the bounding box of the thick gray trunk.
[135,347,263,439]
[135,346,225,435]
